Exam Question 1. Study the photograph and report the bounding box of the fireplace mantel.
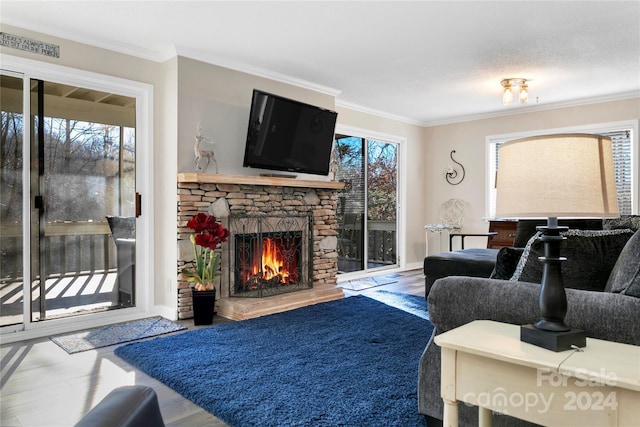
[177,173,344,190]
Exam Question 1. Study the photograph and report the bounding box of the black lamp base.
[520,324,586,352]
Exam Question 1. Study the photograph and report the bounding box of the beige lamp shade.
[496,133,618,218]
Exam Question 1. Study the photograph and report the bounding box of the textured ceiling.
[2,1,639,125]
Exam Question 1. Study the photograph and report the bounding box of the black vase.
[192,288,216,325]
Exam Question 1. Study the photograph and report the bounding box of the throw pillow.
[510,229,635,291]
[510,231,541,282]
[512,219,603,248]
[512,220,547,248]
[490,247,524,280]
[605,229,640,297]
[603,215,640,232]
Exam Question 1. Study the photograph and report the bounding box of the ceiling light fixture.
[501,78,529,106]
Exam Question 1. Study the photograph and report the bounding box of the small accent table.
[434,320,640,426]
[424,224,459,256]
[448,232,497,251]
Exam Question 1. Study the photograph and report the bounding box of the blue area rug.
[50,316,186,354]
[365,289,430,321]
[115,293,433,426]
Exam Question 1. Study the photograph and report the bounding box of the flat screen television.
[243,89,338,176]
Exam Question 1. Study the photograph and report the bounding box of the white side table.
[434,320,640,426]
[424,224,459,256]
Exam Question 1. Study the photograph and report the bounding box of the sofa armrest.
[419,276,640,424]
[75,385,165,427]
[428,276,640,345]
[423,249,498,298]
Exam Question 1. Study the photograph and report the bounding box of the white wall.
[1,25,430,325]
[177,57,336,178]
[156,57,178,311]
[2,24,638,325]
[423,98,640,252]
[176,57,429,269]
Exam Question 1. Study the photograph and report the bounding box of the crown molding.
[1,20,340,97]
[173,45,342,98]
[1,18,171,62]
[336,90,640,128]
[4,18,636,127]
[419,90,640,127]
[334,99,426,127]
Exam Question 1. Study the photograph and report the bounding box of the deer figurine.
[194,123,218,173]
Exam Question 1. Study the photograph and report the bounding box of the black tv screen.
[243,89,338,176]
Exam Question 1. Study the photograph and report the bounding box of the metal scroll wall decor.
[445,150,465,185]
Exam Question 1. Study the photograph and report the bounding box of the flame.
[250,238,290,283]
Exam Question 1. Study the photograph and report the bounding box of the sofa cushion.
[603,215,640,232]
[423,248,498,297]
[489,247,524,280]
[605,229,640,297]
[512,219,603,248]
[510,229,634,291]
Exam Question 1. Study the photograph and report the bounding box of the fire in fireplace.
[238,235,300,290]
[228,213,313,298]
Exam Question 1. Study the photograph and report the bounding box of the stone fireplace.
[177,173,344,320]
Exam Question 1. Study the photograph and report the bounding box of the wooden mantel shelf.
[177,173,345,190]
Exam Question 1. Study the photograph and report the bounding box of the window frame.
[485,120,639,219]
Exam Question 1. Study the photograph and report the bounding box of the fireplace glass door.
[228,214,313,298]
[236,234,301,293]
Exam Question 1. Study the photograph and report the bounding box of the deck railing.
[2,219,396,281]
[337,219,397,265]
[368,220,397,264]
[0,221,116,283]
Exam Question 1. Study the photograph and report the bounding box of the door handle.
[136,192,142,217]
[34,195,45,210]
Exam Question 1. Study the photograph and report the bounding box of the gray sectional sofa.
[418,222,640,426]
[422,219,603,298]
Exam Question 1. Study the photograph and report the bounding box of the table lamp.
[495,133,618,351]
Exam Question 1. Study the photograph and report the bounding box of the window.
[487,124,636,219]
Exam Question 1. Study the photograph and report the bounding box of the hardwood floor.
[0,269,425,427]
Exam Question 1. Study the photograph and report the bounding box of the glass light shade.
[496,134,618,218]
[519,84,528,103]
[502,86,513,105]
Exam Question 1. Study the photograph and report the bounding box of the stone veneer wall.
[177,179,340,320]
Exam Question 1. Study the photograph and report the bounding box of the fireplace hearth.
[229,213,313,298]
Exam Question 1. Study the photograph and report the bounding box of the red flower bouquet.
[183,213,230,291]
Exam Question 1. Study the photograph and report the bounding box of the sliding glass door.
[1,72,137,328]
[334,133,399,275]
[1,74,25,327]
